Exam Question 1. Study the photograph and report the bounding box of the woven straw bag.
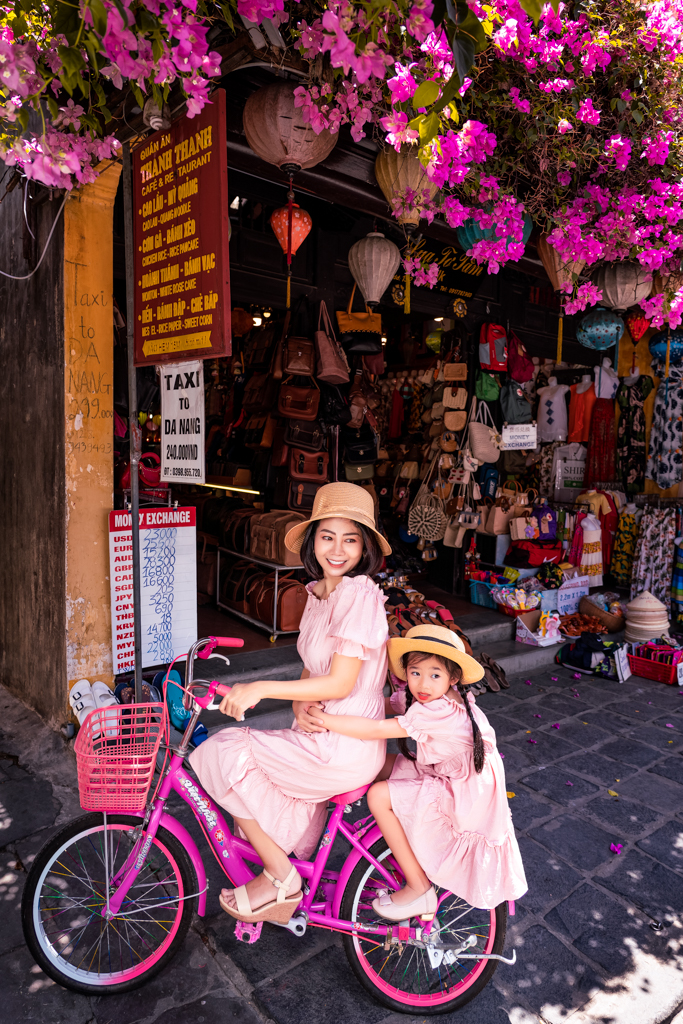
[443,386,467,410]
[468,399,502,464]
[408,455,447,541]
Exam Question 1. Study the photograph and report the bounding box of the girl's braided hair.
[397,651,485,773]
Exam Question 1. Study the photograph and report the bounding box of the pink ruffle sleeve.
[328,576,388,660]
[389,689,406,715]
[397,700,431,743]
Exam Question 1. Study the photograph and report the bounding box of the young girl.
[309,624,527,920]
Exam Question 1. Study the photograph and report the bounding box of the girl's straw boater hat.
[388,624,484,686]
[284,482,392,556]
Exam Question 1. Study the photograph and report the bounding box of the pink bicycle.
[22,636,516,1015]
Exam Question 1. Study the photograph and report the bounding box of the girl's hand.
[219,682,262,721]
[293,701,327,733]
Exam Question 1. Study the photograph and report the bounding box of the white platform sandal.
[219,866,303,924]
[372,886,438,922]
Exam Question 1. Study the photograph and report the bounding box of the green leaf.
[219,2,234,30]
[412,80,440,109]
[47,96,59,121]
[58,44,86,77]
[54,0,82,44]
[408,114,425,131]
[88,0,107,37]
[434,71,462,112]
[136,7,157,32]
[517,0,557,25]
[84,34,100,72]
[16,106,29,131]
[451,35,475,84]
[453,1,487,52]
[632,109,643,124]
[419,111,440,146]
[133,84,145,108]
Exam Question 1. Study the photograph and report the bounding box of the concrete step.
[472,638,561,678]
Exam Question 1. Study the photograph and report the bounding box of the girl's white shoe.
[372,886,438,922]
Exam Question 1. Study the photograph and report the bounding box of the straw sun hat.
[388,624,484,686]
[284,482,392,556]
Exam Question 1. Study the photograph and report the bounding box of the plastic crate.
[469,580,497,610]
[498,603,529,619]
[74,704,166,813]
[627,654,678,686]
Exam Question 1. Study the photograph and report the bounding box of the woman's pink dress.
[189,575,388,859]
[388,691,527,909]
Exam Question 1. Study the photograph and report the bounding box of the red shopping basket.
[74,704,166,813]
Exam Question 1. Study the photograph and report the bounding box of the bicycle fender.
[332,824,384,919]
[160,812,208,916]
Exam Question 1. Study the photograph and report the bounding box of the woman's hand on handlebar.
[219,682,262,721]
[293,700,327,733]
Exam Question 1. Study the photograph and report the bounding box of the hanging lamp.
[537,234,585,363]
[270,203,312,308]
[348,232,401,308]
[576,308,624,351]
[592,262,652,313]
[242,81,337,172]
[374,149,438,234]
[456,213,533,253]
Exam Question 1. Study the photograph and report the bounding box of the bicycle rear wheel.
[22,813,196,995]
[340,838,507,1015]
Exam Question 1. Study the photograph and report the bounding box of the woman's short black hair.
[299,519,385,580]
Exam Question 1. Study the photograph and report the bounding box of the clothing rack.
[634,494,683,507]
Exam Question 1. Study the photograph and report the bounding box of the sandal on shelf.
[219,866,303,924]
[387,615,402,638]
[69,680,96,726]
[481,653,509,689]
[481,666,500,692]
[424,600,455,625]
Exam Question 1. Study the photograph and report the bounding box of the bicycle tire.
[22,812,196,995]
[340,837,507,1015]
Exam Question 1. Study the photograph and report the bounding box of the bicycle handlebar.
[196,636,245,660]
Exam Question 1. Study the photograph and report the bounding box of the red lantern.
[625,311,650,342]
[270,202,312,307]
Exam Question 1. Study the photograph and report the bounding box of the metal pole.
[122,142,144,704]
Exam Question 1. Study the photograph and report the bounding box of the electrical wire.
[0,192,67,280]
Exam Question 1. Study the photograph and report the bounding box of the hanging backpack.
[475,370,501,402]
[479,323,508,372]
[478,463,499,500]
[500,381,532,424]
[507,330,534,383]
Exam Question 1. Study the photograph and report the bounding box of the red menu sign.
[133,89,231,365]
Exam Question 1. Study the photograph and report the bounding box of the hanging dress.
[610,510,639,588]
[646,370,683,491]
[630,508,677,610]
[568,382,597,444]
[579,513,603,586]
[616,376,654,493]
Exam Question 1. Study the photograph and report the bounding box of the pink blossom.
[605,134,632,170]
[379,111,419,151]
[54,98,84,130]
[442,195,471,228]
[387,63,418,102]
[641,131,673,166]
[407,0,435,43]
[557,170,571,186]
[557,118,573,134]
[576,97,600,125]
[564,281,603,315]
[539,77,573,93]
[509,86,530,113]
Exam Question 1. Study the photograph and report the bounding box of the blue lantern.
[456,213,533,253]
[576,308,624,350]
[649,330,683,367]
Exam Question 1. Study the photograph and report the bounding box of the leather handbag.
[243,372,277,413]
[315,301,350,384]
[119,452,167,489]
[486,498,514,535]
[336,284,382,354]
[249,574,308,633]
[271,431,290,468]
[221,508,258,552]
[440,431,458,453]
[278,377,320,421]
[249,510,306,567]
[289,447,330,482]
[285,419,326,452]
[288,480,322,511]
[284,336,316,376]
[319,382,352,426]
[444,410,467,431]
[344,462,374,481]
[343,424,378,464]
[246,322,280,370]
[244,414,276,448]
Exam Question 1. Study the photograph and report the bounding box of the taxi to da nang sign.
[133,88,231,366]
[161,359,205,484]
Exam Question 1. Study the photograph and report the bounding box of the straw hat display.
[624,591,670,642]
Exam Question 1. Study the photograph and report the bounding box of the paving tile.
[0,849,25,956]
[597,849,683,921]
[514,837,582,913]
[602,701,662,722]
[544,883,667,976]
[494,923,600,1022]
[256,942,389,1024]
[597,737,663,768]
[633,687,683,710]
[520,767,600,805]
[650,757,683,786]
[497,743,537,776]
[514,732,580,766]
[507,788,557,832]
[0,944,93,1024]
[210,916,336,988]
[625,724,683,753]
[486,713,526,741]
[529,814,618,871]
[539,718,611,747]
[153,991,263,1024]
[579,710,633,734]
[536,694,592,716]
[560,752,635,786]
[614,770,683,812]
[558,684,612,706]
[474,690,520,713]
[0,779,61,846]
[422,973,521,1023]
[652,714,683,734]
[637,821,683,874]
[585,796,663,837]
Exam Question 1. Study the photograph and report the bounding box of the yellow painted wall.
[64,163,122,698]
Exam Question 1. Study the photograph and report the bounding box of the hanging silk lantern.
[375,148,438,234]
[625,310,650,341]
[231,308,254,336]
[270,202,312,308]
[243,82,337,173]
[576,308,624,351]
[592,262,652,313]
[348,232,401,308]
[649,330,683,370]
[651,271,683,296]
[456,213,533,253]
[536,235,585,363]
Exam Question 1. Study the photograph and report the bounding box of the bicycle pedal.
[235,920,263,944]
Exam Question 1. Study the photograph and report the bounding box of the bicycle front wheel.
[340,837,507,1015]
[22,813,196,995]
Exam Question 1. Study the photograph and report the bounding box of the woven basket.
[407,453,447,540]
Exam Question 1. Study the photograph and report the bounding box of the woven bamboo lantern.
[375,149,438,233]
[242,81,337,173]
[592,262,652,313]
[348,232,401,308]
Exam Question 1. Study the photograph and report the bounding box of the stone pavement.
[1,663,683,1024]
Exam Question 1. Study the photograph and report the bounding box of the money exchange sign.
[133,89,231,365]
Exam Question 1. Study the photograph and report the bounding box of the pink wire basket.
[74,704,166,813]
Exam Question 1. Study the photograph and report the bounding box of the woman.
[190,483,390,924]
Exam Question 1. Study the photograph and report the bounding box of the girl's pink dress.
[388,691,527,909]
[189,575,388,859]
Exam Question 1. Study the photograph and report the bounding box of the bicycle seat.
[331,785,370,804]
